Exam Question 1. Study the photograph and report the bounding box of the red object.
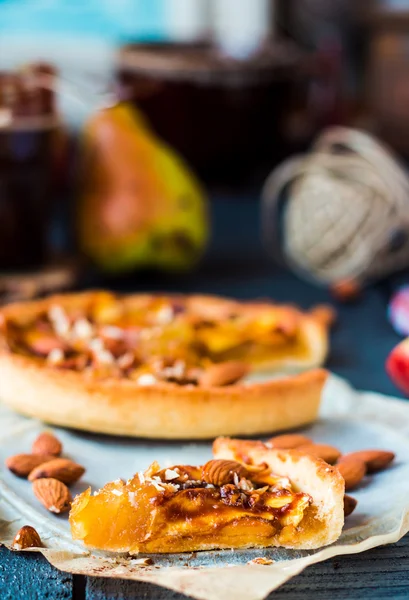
[386,338,409,396]
[330,279,361,303]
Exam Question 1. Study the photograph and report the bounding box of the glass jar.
[0,64,62,270]
[115,41,304,187]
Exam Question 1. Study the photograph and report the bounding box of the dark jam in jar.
[0,65,60,270]
[116,42,303,187]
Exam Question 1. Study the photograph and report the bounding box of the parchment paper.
[1,374,409,600]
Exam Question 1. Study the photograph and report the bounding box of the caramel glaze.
[148,485,309,528]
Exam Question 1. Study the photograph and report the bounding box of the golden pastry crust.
[0,291,330,439]
[213,437,345,549]
[0,349,326,438]
[69,447,345,553]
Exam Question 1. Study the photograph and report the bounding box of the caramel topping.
[70,459,312,553]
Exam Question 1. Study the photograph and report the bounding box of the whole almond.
[32,478,72,513]
[267,434,312,449]
[32,432,62,457]
[202,459,247,486]
[28,458,85,485]
[336,457,366,491]
[5,454,55,478]
[199,361,249,387]
[12,525,42,550]
[297,443,341,464]
[344,495,358,517]
[339,450,395,473]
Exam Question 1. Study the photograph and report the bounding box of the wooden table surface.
[1,196,407,599]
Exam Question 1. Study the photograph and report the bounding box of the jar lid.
[117,41,302,86]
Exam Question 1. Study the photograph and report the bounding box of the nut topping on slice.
[5,454,55,478]
[32,432,62,457]
[164,468,180,481]
[202,459,248,486]
[12,526,43,550]
[32,478,72,513]
[28,458,85,485]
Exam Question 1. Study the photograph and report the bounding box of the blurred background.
[2,0,409,306]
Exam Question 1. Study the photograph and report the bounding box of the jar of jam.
[116,42,305,187]
[0,64,63,271]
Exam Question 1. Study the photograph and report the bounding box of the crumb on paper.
[248,557,274,566]
[129,557,154,566]
[105,557,120,564]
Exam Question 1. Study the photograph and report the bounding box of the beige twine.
[262,127,409,285]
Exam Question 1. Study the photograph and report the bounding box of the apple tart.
[69,443,344,553]
[0,291,331,438]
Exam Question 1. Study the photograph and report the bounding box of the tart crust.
[0,291,329,439]
[0,349,326,438]
[213,437,345,549]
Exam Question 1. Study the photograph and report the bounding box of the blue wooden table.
[1,196,407,599]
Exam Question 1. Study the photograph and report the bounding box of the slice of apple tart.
[69,446,344,553]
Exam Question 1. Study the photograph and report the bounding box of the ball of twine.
[262,127,409,285]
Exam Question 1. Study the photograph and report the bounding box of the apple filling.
[1,293,318,382]
[69,459,312,553]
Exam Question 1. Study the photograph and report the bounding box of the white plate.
[1,374,409,600]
